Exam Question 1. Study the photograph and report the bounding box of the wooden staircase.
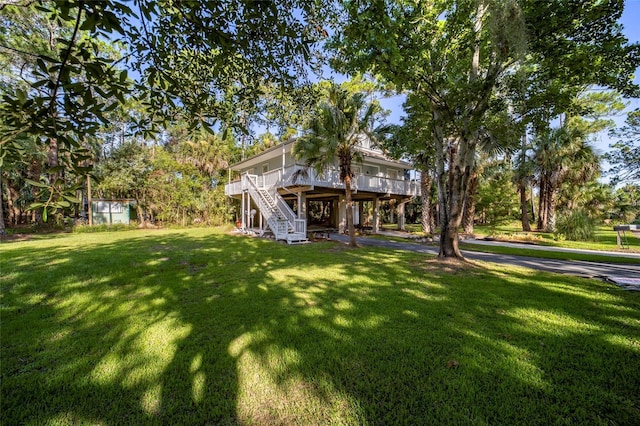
[245,174,307,244]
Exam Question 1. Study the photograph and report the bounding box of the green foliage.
[607,109,640,184]
[95,125,234,227]
[254,83,323,141]
[485,230,543,243]
[609,184,640,224]
[517,1,640,129]
[127,1,331,129]
[556,209,596,242]
[1,0,331,220]
[0,2,131,216]
[529,1,639,96]
[559,181,614,221]
[476,164,520,225]
[533,123,599,231]
[96,140,151,198]
[474,222,640,253]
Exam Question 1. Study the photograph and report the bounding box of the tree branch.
[49,0,84,119]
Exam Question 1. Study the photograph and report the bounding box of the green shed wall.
[91,200,133,225]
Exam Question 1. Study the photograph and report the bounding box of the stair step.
[247,179,305,242]
[286,233,308,245]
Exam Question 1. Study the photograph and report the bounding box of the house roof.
[229,139,295,171]
[229,138,414,171]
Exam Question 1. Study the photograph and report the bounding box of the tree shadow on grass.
[2,228,639,424]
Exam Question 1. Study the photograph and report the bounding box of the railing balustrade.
[294,219,306,235]
[227,165,420,197]
[262,169,283,188]
[274,195,297,226]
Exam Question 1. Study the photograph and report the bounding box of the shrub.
[73,223,138,233]
[556,209,595,241]
[486,230,543,243]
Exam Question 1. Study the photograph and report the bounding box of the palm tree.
[181,130,230,179]
[533,125,596,232]
[292,85,384,247]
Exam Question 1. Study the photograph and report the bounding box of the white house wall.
[241,159,409,181]
[240,152,295,175]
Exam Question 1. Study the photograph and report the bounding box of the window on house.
[352,165,362,175]
[388,169,399,179]
[262,163,269,174]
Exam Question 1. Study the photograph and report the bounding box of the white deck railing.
[242,174,306,240]
[226,179,243,195]
[226,165,420,197]
[262,169,284,188]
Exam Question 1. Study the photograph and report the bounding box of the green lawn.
[2,228,639,425]
[383,222,640,253]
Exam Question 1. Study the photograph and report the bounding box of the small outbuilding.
[91,199,136,225]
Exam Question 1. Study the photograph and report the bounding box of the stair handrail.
[245,175,280,222]
[273,192,297,227]
[245,174,290,239]
[252,174,297,230]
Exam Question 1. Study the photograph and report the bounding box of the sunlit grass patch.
[2,227,639,424]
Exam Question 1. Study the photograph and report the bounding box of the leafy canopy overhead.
[126,0,331,131]
[0,0,332,214]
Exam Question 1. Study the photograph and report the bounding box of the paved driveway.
[328,234,640,285]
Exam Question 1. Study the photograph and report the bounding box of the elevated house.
[225,138,420,243]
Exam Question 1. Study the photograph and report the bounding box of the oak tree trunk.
[437,0,485,258]
[435,133,466,259]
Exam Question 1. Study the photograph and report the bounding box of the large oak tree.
[330,0,639,258]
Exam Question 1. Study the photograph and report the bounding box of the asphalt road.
[328,234,640,283]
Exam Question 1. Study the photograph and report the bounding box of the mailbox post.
[613,224,639,249]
